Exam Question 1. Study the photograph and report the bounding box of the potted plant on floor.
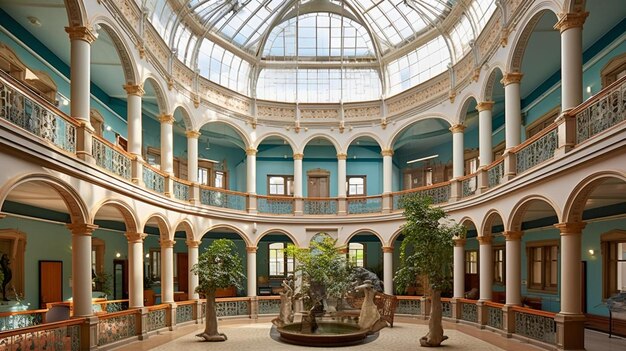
[192,239,245,342]
[394,195,464,347]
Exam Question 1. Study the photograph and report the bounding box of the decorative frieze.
[300,108,339,120]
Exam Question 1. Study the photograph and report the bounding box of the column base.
[502,304,517,336]
[555,313,586,350]
[167,302,178,331]
[138,307,149,340]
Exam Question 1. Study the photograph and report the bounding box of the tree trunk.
[420,289,448,347]
[197,290,227,342]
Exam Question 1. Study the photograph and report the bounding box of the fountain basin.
[277,322,369,347]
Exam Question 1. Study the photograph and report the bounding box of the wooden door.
[39,261,62,308]
[308,176,329,197]
[177,253,188,293]
[113,259,128,300]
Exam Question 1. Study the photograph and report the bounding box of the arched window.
[348,242,365,267]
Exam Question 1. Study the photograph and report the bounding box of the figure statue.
[272,278,295,327]
[351,267,384,292]
[0,254,12,301]
[355,280,387,334]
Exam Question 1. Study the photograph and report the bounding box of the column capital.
[453,237,466,246]
[65,26,97,43]
[186,240,201,248]
[477,235,492,245]
[381,149,394,157]
[554,222,587,235]
[246,148,257,156]
[503,231,523,241]
[159,239,176,248]
[246,246,258,253]
[338,247,348,254]
[449,123,466,133]
[185,130,201,139]
[293,153,304,160]
[501,72,523,86]
[476,101,495,112]
[123,84,145,97]
[382,246,394,253]
[336,153,347,160]
[554,12,589,33]
[125,232,147,243]
[66,223,98,236]
[159,114,175,124]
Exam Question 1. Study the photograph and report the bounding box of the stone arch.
[298,134,341,154]
[142,213,171,240]
[507,3,560,73]
[253,133,297,153]
[388,225,406,246]
[564,0,587,13]
[508,194,561,232]
[481,209,506,237]
[172,104,194,131]
[456,94,479,125]
[388,115,452,150]
[64,0,87,27]
[143,76,170,116]
[481,66,505,101]
[343,132,385,155]
[255,228,299,247]
[201,224,252,247]
[197,120,251,150]
[344,228,384,247]
[172,219,195,241]
[90,198,139,234]
[92,20,138,84]
[0,173,88,224]
[563,171,626,223]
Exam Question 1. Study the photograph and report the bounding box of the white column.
[160,114,174,175]
[450,124,466,178]
[477,101,494,167]
[67,223,97,317]
[382,149,393,194]
[502,73,523,150]
[126,232,146,308]
[504,231,522,306]
[337,153,347,197]
[160,239,175,303]
[477,236,493,301]
[293,153,303,197]
[382,246,394,295]
[65,26,95,123]
[124,84,144,157]
[555,222,586,314]
[246,149,257,194]
[186,131,200,182]
[556,12,588,111]
[247,247,257,297]
[453,238,466,299]
[187,240,200,300]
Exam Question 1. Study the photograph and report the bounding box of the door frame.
[113,259,129,300]
[39,260,63,309]
[307,168,330,197]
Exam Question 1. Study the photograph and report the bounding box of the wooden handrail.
[198,184,248,197]
[568,75,626,116]
[510,305,556,318]
[142,161,169,178]
[483,158,504,171]
[392,181,452,196]
[457,173,478,182]
[304,197,339,201]
[396,295,424,300]
[0,317,86,338]
[257,295,281,301]
[484,301,505,308]
[147,304,169,312]
[458,298,478,304]
[98,308,139,319]
[171,176,193,186]
[510,122,559,154]
[176,300,198,306]
[256,194,295,201]
[0,308,48,318]
[346,195,383,201]
[92,134,134,159]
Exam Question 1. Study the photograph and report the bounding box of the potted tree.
[191,239,245,342]
[394,195,464,347]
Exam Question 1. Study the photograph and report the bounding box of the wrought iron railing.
[215,298,250,317]
[512,306,556,344]
[0,318,83,350]
[485,302,504,330]
[258,296,281,314]
[486,159,505,188]
[460,175,477,198]
[441,298,452,318]
[347,196,382,214]
[146,305,168,332]
[257,195,294,215]
[0,71,77,153]
[574,75,626,144]
[515,125,558,174]
[173,178,191,201]
[176,301,195,323]
[97,309,137,346]
[143,163,166,194]
[0,309,45,331]
[92,137,132,180]
[459,299,478,323]
[303,198,337,215]
[393,182,452,210]
[199,186,247,211]
[396,297,422,315]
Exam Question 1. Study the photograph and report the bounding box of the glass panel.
[532,247,542,285]
[349,243,365,267]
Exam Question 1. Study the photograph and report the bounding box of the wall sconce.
[145,253,150,258]
[586,86,592,94]
[115,252,121,258]
[588,249,595,256]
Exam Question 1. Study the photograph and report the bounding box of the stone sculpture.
[273,278,295,327]
[355,280,387,334]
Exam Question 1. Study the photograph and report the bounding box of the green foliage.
[93,272,113,298]
[192,239,245,295]
[285,236,354,310]
[394,195,465,294]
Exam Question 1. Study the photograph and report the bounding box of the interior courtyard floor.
[109,316,626,351]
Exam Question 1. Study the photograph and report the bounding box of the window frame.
[268,242,294,278]
[267,175,294,196]
[601,230,626,299]
[526,240,559,293]
[493,245,505,284]
[465,250,478,274]
[347,175,367,197]
[149,248,162,280]
[348,242,366,268]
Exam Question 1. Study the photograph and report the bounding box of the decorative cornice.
[449,124,466,133]
[293,153,304,160]
[382,246,394,253]
[65,26,96,44]
[554,222,587,235]
[123,84,145,97]
[501,72,523,86]
[381,149,394,157]
[186,240,201,248]
[66,223,99,236]
[336,153,347,160]
[554,12,589,33]
[159,114,175,124]
[125,232,147,243]
[476,101,495,112]
[503,231,523,241]
[160,239,176,248]
[476,236,492,245]
[453,238,466,246]
[246,246,257,253]
[185,130,201,139]
[246,148,257,156]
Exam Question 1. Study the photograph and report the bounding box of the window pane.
[349,242,365,267]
